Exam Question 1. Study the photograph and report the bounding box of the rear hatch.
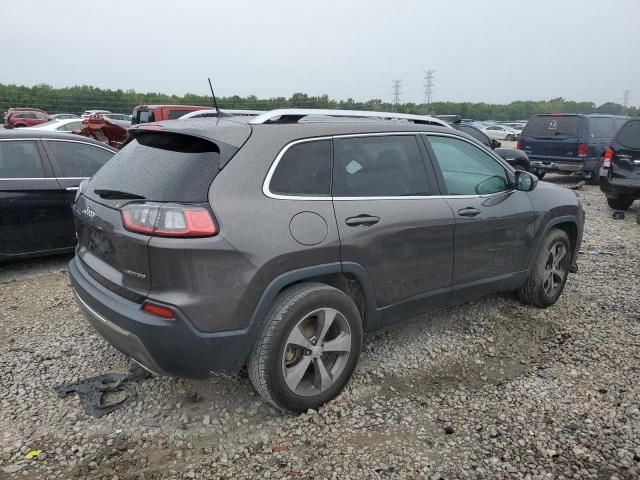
[74,122,251,301]
[610,119,640,183]
[520,115,583,162]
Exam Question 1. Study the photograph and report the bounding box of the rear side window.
[522,116,583,138]
[456,125,491,147]
[589,117,615,138]
[616,120,640,149]
[333,135,431,197]
[46,141,114,178]
[0,141,44,178]
[88,132,231,202]
[269,140,331,196]
[168,110,190,120]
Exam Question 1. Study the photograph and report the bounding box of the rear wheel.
[534,170,546,179]
[586,172,599,185]
[248,283,363,412]
[607,196,634,210]
[506,134,514,141]
[518,229,570,308]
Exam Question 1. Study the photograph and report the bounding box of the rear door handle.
[457,207,481,217]
[345,215,380,227]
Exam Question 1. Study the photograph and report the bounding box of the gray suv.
[69,109,584,411]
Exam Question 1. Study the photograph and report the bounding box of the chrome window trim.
[263,132,514,201]
[0,177,58,181]
[0,137,115,154]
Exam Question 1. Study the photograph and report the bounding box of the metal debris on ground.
[612,211,625,220]
[54,364,151,418]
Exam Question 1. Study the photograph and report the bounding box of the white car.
[81,109,111,118]
[27,118,84,132]
[179,109,265,120]
[483,124,519,141]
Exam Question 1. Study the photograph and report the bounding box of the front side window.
[333,135,431,197]
[428,136,510,195]
[269,140,331,196]
[47,141,114,178]
[0,141,45,178]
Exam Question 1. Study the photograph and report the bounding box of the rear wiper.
[553,131,571,137]
[94,189,146,200]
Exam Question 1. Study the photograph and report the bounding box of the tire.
[535,171,546,180]
[506,134,514,141]
[513,162,529,172]
[607,196,634,210]
[518,229,570,308]
[248,282,363,412]
[586,172,599,185]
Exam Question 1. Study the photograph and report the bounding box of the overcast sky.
[2,0,638,106]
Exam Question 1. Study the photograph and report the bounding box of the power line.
[392,79,402,106]
[423,69,435,107]
[623,89,631,114]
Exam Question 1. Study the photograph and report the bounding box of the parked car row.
[2,107,132,129]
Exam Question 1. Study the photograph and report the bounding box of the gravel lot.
[1,175,639,479]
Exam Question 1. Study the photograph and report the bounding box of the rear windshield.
[87,132,235,203]
[522,116,583,138]
[616,120,640,149]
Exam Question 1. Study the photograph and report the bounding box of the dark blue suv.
[518,114,627,183]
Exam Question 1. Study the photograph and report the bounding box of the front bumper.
[69,256,255,378]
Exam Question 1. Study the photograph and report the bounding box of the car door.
[0,139,70,257]
[42,139,115,247]
[332,133,455,328]
[423,134,535,303]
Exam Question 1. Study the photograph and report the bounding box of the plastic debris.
[24,450,42,459]
[54,364,151,418]
[612,211,625,220]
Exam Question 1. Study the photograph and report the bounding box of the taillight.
[577,144,588,158]
[121,204,217,237]
[142,301,175,319]
[516,140,522,150]
[602,147,615,168]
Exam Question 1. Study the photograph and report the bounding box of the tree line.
[0,83,637,120]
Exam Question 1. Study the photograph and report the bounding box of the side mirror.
[515,170,538,192]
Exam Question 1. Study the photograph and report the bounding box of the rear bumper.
[598,170,640,198]
[69,256,256,378]
[530,158,598,173]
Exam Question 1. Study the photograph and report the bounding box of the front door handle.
[345,214,380,227]
[457,207,481,217]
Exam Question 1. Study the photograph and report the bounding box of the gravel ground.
[1,175,639,479]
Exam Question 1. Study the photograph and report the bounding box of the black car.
[0,130,116,261]
[452,123,530,171]
[599,117,640,210]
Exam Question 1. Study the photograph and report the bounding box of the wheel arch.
[528,216,581,274]
[248,262,379,334]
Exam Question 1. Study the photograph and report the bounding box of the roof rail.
[248,109,451,127]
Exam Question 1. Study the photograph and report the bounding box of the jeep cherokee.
[69,109,584,411]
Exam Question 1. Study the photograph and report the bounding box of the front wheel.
[518,229,570,308]
[506,134,514,141]
[248,283,363,412]
[607,196,634,210]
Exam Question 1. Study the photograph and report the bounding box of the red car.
[4,108,50,128]
[131,105,210,125]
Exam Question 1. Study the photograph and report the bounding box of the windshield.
[522,115,583,138]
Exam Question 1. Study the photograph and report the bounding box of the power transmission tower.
[623,89,631,114]
[423,69,436,107]
[392,79,402,106]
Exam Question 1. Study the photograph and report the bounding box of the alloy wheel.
[543,241,567,297]
[281,308,352,396]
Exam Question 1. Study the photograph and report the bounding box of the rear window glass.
[270,140,331,196]
[88,133,232,202]
[589,117,615,138]
[522,116,583,138]
[616,120,640,149]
